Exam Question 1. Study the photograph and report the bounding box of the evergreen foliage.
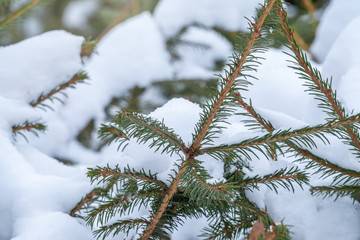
[2,0,358,239]
[70,0,360,239]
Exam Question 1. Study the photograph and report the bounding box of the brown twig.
[289,145,360,179]
[70,188,102,217]
[231,92,277,160]
[96,169,168,188]
[140,158,188,240]
[31,73,86,108]
[12,122,43,133]
[0,0,40,28]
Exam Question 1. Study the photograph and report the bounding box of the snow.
[154,0,263,37]
[62,0,99,29]
[173,27,233,79]
[243,49,327,125]
[150,98,202,144]
[12,212,93,240]
[311,0,360,62]
[1,1,360,240]
[0,30,84,103]
[321,16,360,113]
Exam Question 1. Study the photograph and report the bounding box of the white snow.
[311,0,360,62]
[321,16,360,113]
[0,30,84,103]
[173,26,233,79]
[154,0,263,37]
[62,0,99,29]
[243,49,327,125]
[1,1,360,240]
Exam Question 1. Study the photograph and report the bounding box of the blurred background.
[0,0,331,150]
[0,0,329,50]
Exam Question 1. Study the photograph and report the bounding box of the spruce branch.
[228,65,360,200]
[191,0,278,151]
[311,185,360,201]
[87,165,168,189]
[140,159,188,240]
[70,187,106,218]
[94,218,149,240]
[232,93,274,133]
[276,5,360,157]
[181,158,231,203]
[291,146,360,185]
[99,111,186,155]
[0,0,41,28]
[203,215,257,240]
[238,167,308,193]
[12,121,46,140]
[81,40,97,58]
[140,2,279,238]
[230,91,277,160]
[30,72,88,109]
[87,190,166,228]
[201,114,360,158]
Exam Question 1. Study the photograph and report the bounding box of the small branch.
[31,72,87,108]
[231,92,277,160]
[311,185,360,200]
[90,190,166,220]
[231,92,274,133]
[239,174,301,187]
[188,159,228,193]
[107,127,128,139]
[70,188,101,217]
[201,114,360,154]
[80,40,97,58]
[12,122,45,134]
[191,0,277,151]
[126,113,187,153]
[290,145,360,179]
[140,157,189,240]
[277,7,360,153]
[96,169,168,188]
[0,0,40,28]
[70,182,114,217]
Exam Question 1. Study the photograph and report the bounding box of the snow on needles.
[1,1,360,240]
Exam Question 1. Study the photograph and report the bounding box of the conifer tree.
[72,0,360,239]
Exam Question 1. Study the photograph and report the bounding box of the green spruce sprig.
[276,5,360,158]
[11,121,46,140]
[76,1,303,238]
[30,72,88,110]
[275,3,360,201]
[75,0,360,238]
